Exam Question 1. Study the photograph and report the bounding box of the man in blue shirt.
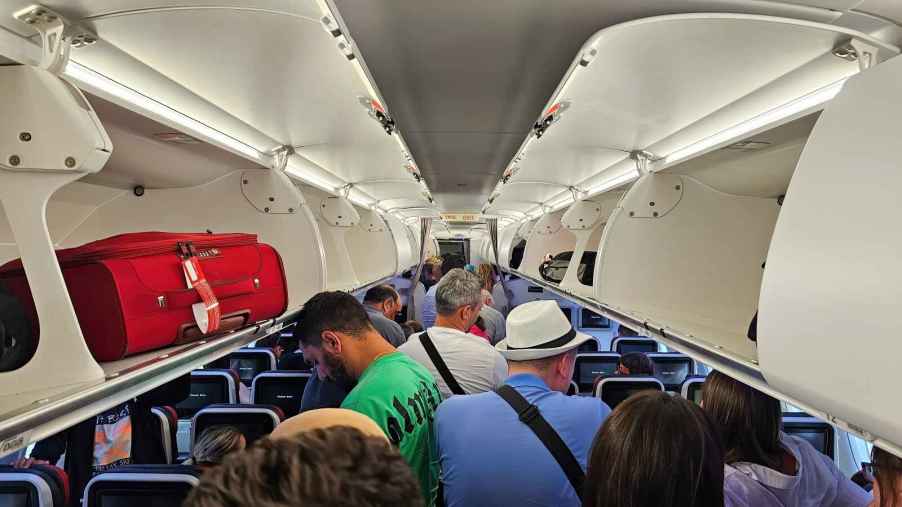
[435,300,611,506]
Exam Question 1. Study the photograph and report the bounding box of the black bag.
[0,284,35,371]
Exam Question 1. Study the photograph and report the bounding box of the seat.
[577,338,600,353]
[0,464,69,507]
[679,375,707,405]
[174,369,240,456]
[150,406,178,464]
[559,307,573,324]
[251,371,312,418]
[611,337,658,354]
[206,348,277,386]
[192,404,284,449]
[573,353,621,393]
[82,465,200,507]
[594,376,664,409]
[647,353,696,391]
[566,381,579,396]
[783,413,835,459]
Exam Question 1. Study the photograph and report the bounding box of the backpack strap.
[495,385,585,500]
[419,331,466,395]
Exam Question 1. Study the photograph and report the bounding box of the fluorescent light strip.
[285,160,339,194]
[584,169,640,197]
[547,194,575,212]
[64,61,268,164]
[662,79,846,166]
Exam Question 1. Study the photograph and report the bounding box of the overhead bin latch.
[533,101,571,139]
[358,97,396,135]
[833,39,887,72]
[629,150,656,175]
[13,5,98,74]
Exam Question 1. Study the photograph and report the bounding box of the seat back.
[206,348,277,386]
[595,376,664,409]
[175,370,240,420]
[611,337,658,354]
[647,353,696,391]
[251,371,312,418]
[192,404,284,449]
[680,375,707,405]
[150,406,178,464]
[0,464,69,507]
[566,381,579,396]
[82,465,200,507]
[573,353,621,393]
[577,338,600,353]
[783,413,835,459]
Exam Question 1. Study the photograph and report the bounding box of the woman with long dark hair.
[869,446,902,507]
[703,370,870,506]
[584,390,726,507]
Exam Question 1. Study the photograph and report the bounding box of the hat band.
[507,328,577,350]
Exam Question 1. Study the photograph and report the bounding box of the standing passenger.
[435,301,609,506]
[869,446,902,507]
[421,254,466,328]
[363,284,407,346]
[585,390,727,507]
[478,289,507,345]
[296,291,441,505]
[703,370,871,507]
[399,269,507,399]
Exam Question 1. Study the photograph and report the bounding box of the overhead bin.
[558,194,621,297]
[383,213,417,274]
[345,208,398,282]
[758,53,902,455]
[519,210,576,281]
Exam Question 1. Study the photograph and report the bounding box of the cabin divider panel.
[594,172,779,365]
[758,54,902,455]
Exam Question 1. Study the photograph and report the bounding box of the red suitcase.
[0,232,288,362]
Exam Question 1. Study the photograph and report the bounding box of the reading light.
[661,79,846,166]
[64,61,270,164]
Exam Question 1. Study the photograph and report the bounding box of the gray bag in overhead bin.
[0,284,35,371]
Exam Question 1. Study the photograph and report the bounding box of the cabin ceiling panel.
[332,0,845,213]
[856,0,902,29]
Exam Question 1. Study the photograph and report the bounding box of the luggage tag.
[179,243,221,334]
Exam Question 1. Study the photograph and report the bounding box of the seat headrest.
[192,404,285,448]
[0,463,69,507]
[595,375,665,409]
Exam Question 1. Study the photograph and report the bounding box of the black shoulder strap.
[419,331,466,395]
[495,385,585,500]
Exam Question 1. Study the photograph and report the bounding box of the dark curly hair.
[184,426,424,507]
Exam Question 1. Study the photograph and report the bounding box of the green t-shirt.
[341,352,442,505]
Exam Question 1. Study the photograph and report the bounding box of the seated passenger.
[183,426,246,468]
[479,289,507,345]
[585,390,726,507]
[616,351,654,375]
[272,408,386,441]
[19,374,189,507]
[399,268,507,399]
[703,371,871,507]
[421,254,466,328]
[363,285,407,346]
[184,426,423,507]
[296,291,441,504]
[869,446,902,507]
[436,301,610,506]
[615,324,639,338]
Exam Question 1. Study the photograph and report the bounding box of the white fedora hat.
[496,300,593,360]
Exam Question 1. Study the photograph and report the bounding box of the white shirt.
[724,433,871,507]
[398,326,508,399]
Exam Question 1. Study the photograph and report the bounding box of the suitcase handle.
[175,310,250,344]
[164,278,257,309]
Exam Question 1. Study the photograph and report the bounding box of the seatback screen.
[254,377,310,418]
[580,309,610,329]
[0,492,29,507]
[175,380,227,419]
[560,307,572,324]
[195,413,275,446]
[97,485,192,507]
[616,340,657,354]
[229,357,264,385]
[577,359,619,386]
[651,359,691,389]
[601,384,660,409]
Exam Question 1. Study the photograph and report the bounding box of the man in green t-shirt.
[296,291,442,505]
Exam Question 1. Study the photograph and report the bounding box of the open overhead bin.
[758,53,902,455]
[519,210,576,282]
[491,14,899,421]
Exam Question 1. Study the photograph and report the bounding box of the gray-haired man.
[398,268,508,399]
